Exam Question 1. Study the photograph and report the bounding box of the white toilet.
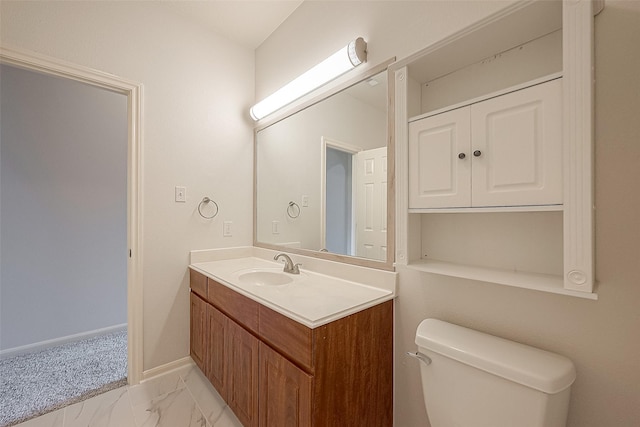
[413,319,576,427]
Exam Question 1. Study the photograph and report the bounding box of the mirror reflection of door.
[355,147,387,261]
[322,137,387,260]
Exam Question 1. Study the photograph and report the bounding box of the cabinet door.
[259,342,312,427]
[409,107,471,209]
[206,304,228,400]
[227,319,259,427]
[471,79,563,207]
[189,292,207,373]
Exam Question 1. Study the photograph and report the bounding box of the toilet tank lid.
[415,319,576,394]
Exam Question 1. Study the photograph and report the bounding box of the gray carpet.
[0,330,127,427]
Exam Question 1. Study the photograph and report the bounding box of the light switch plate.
[175,186,186,202]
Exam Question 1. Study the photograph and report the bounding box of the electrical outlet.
[175,186,186,202]
[302,195,309,207]
[223,221,233,237]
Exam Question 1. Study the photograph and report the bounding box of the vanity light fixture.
[250,37,367,121]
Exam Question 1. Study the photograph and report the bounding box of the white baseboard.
[141,356,194,382]
[0,323,128,359]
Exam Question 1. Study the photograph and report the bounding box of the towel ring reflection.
[287,201,300,219]
[198,197,219,219]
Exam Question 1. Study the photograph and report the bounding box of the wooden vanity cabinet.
[189,270,393,426]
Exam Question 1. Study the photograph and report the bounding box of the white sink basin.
[237,269,294,286]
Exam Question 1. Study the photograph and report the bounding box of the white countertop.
[189,248,396,329]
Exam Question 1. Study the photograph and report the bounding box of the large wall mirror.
[254,60,395,270]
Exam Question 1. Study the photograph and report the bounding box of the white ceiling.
[158,0,304,49]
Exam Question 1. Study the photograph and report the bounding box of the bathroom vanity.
[188,249,395,426]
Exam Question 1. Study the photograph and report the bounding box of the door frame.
[0,46,144,384]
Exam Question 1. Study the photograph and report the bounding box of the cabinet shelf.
[407,259,597,300]
[409,204,562,214]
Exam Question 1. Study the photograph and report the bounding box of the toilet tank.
[415,319,576,427]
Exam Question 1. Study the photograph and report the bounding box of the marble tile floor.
[13,363,242,427]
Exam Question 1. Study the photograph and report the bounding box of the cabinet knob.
[473,150,482,157]
[458,153,466,159]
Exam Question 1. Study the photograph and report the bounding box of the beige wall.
[257,1,640,426]
[1,2,255,371]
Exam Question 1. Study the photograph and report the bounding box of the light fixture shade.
[250,38,367,121]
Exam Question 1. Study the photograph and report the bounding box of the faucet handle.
[292,263,302,274]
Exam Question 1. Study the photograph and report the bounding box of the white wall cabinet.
[409,78,562,210]
[393,0,600,297]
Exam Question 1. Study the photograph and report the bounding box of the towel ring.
[198,197,219,219]
[287,201,300,219]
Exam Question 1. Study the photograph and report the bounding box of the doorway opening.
[325,146,355,255]
[321,137,360,256]
[0,47,142,424]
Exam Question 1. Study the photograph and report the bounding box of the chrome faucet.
[274,253,301,274]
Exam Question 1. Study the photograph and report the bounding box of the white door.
[409,107,471,209]
[471,79,563,207]
[355,147,387,261]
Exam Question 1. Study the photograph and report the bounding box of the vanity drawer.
[208,278,259,335]
[259,304,313,372]
[190,269,207,299]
